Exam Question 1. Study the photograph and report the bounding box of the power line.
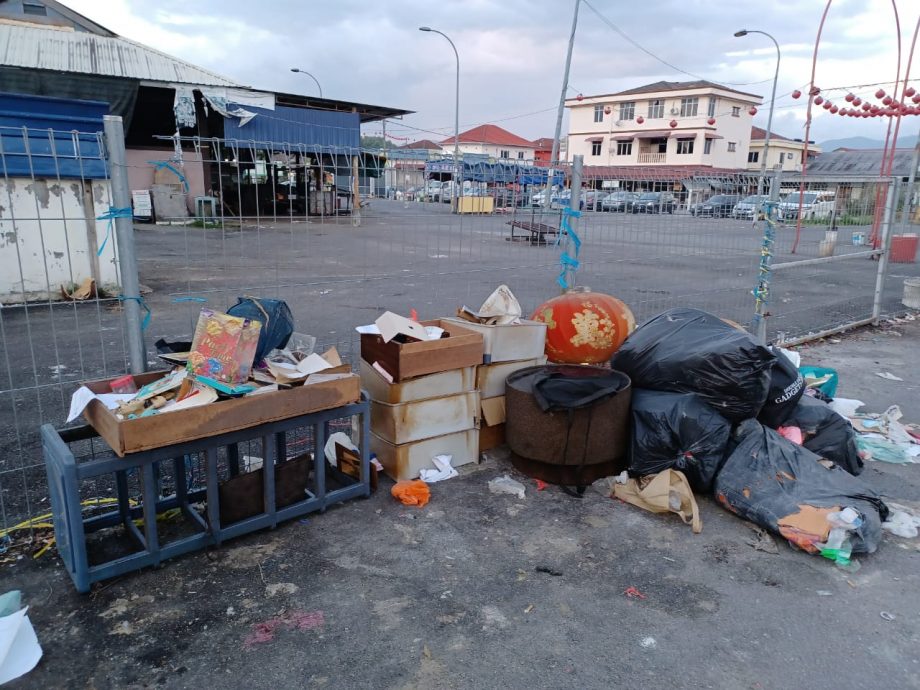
[581,0,773,87]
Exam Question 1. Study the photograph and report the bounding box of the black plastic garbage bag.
[758,347,805,428]
[629,390,731,492]
[227,297,294,365]
[713,419,887,554]
[611,308,776,422]
[784,396,863,476]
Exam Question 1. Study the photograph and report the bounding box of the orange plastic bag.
[391,479,430,507]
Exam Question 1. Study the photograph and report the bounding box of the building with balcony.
[564,80,763,171]
[747,126,821,173]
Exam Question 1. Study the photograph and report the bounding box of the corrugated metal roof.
[806,148,917,177]
[0,24,241,87]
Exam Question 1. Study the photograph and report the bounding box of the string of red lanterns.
[790,84,920,117]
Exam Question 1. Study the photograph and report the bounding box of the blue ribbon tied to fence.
[555,206,582,290]
[148,160,190,192]
[118,295,152,331]
[95,206,133,256]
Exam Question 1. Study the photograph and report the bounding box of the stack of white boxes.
[445,317,548,452]
[359,319,484,480]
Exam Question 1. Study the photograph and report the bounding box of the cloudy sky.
[62,0,916,145]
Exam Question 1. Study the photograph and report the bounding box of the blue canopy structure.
[425,157,548,185]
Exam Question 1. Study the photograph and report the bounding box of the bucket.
[852,231,866,246]
[890,234,919,263]
[904,277,920,309]
[818,237,836,258]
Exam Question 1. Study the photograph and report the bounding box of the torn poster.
[173,85,197,129]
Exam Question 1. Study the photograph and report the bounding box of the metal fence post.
[872,179,899,325]
[103,115,146,374]
[753,166,781,343]
[563,155,584,291]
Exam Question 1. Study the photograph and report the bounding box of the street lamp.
[419,26,461,208]
[290,68,323,98]
[734,29,780,196]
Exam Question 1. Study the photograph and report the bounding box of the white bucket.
[852,232,866,246]
[903,277,920,309]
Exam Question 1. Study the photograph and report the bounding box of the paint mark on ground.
[243,610,324,649]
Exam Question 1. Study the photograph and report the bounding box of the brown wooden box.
[360,319,484,382]
[82,371,361,456]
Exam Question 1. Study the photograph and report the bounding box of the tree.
[361,136,387,150]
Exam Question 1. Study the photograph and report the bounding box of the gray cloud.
[66,0,910,144]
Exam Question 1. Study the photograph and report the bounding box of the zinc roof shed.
[0,22,241,87]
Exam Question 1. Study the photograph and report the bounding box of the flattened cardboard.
[82,371,361,456]
[479,422,505,452]
[360,319,483,382]
[481,396,506,426]
[375,312,430,344]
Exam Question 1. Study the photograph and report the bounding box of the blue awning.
[222,103,360,151]
[425,158,548,184]
[0,92,108,179]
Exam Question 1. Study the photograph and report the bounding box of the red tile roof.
[532,137,555,150]
[750,126,792,142]
[399,139,442,150]
[440,124,535,147]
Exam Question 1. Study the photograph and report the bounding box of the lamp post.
[290,68,323,98]
[734,29,780,197]
[419,26,460,209]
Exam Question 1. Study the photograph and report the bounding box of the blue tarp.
[0,92,108,179]
[222,104,360,151]
[425,157,548,184]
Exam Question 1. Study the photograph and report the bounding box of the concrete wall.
[456,143,535,160]
[747,140,814,172]
[0,177,119,302]
[125,148,206,214]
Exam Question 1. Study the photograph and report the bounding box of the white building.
[440,125,535,161]
[565,80,763,170]
[747,126,822,173]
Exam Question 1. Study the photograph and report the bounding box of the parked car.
[778,192,836,220]
[601,191,638,212]
[530,187,562,207]
[731,195,769,219]
[580,189,604,210]
[690,194,742,218]
[425,181,442,201]
[629,192,676,214]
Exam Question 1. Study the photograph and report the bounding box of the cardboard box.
[370,390,480,445]
[359,359,475,404]
[479,396,507,452]
[371,428,479,480]
[475,356,547,398]
[443,318,546,364]
[82,371,361,456]
[360,319,483,382]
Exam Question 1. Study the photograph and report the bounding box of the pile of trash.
[611,307,905,565]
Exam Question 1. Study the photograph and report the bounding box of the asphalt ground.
[3,318,920,690]
[1,199,918,530]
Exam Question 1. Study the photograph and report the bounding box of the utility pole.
[544,0,580,210]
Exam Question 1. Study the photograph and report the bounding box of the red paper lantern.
[810,86,821,96]
[875,89,886,99]
[707,117,716,125]
[853,97,862,106]
[604,105,612,115]
[822,101,832,110]
[839,108,848,115]
[906,87,917,97]
[791,90,802,99]
[883,96,893,105]
[862,102,871,110]
[830,105,839,114]
[845,93,855,102]
[669,119,678,128]
[913,95,920,104]
[814,96,824,105]
[748,106,758,116]
[636,115,645,124]
[531,287,636,364]
[576,93,584,101]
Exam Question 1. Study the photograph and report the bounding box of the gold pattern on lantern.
[569,309,615,349]
[538,307,557,330]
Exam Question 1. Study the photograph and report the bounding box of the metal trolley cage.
[41,395,370,593]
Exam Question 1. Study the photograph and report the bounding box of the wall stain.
[70,183,84,206]
[93,183,105,204]
[25,180,51,208]
[50,184,63,198]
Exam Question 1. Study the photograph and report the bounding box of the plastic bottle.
[819,507,861,565]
